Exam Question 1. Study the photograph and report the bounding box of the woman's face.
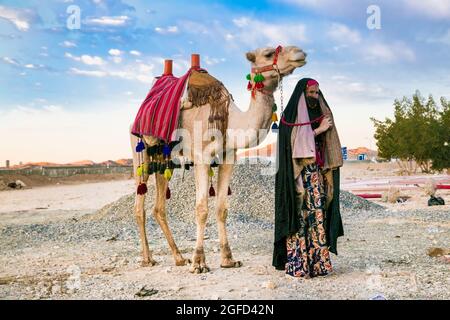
[306,85,319,99]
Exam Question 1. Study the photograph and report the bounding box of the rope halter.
[246,45,283,98]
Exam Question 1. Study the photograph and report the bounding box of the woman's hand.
[319,115,333,132]
[314,115,332,136]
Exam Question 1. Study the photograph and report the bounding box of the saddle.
[131,68,231,144]
[186,69,231,137]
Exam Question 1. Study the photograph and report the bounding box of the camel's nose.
[289,47,306,61]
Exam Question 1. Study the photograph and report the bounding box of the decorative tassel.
[272,103,278,113]
[162,144,171,157]
[209,184,216,197]
[271,122,279,132]
[136,165,143,177]
[271,113,278,122]
[254,73,265,82]
[228,186,232,196]
[147,146,158,156]
[166,186,171,200]
[255,82,264,89]
[148,162,154,175]
[246,73,251,81]
[135,140,145,153]
[210,158,219,168]
[137,183,147,195]
[164,168,172,180]
[247,81,252,91]
[208,167,214,177]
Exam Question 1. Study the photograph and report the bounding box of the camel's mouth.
[289,59,307,67]
[279,59,306,76]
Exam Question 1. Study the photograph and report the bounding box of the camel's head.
[246,45,307,78]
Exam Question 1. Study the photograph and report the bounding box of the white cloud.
[69,60,155,84]
[85,15,130,26]
[2,56,44,69]
[64,52,79,60]
[363,42,415,63]
[60,40,77,48]
[155,25,179,34]
[204,56,226,66]
[65,53,105,66]
[231,17,307,46]
[130,50,141,56]
[225,33,234,41]
[69,67,107,77]
[2,56,20,66]
[80,55,105,66]
[108,48,122,56]
[327,23,361,44]
[0,5,31,31]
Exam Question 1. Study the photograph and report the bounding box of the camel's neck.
[227,89,276,150]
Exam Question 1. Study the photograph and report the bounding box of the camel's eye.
[264,51,275,58]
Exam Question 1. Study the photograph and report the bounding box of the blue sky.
[1,0,450,163]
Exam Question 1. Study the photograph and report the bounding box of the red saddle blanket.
[131,69,193,143]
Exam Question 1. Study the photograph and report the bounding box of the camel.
[130,45,307,273]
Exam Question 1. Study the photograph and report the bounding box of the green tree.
[430,97,450,171]
[371,91,448,174]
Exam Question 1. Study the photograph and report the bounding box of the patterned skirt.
[285,163,332,278]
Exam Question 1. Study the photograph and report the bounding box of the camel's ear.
[246,51,256,63]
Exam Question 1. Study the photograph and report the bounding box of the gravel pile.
[89,162,385,223]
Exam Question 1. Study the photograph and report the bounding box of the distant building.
[347,147,377,161]
[357,153,367,161]
[5,160,9,168]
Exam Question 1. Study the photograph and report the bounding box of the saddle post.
[191,54,200,68]
[163,59,173,76]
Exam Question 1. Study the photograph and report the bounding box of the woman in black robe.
[273,78,344,278]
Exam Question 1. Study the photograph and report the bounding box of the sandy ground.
[0,162,449,300]
[0,180,134,225]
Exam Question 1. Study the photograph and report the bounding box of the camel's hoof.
[220,260,243,268]
[189,265,210,274]
[141,259,157,267]
[175,258,191,266]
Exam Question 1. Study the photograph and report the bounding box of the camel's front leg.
[153,173,191,266]
[216,163,242,268]
[190,164,210,273]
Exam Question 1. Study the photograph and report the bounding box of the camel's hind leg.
[153,173,191,266]
[130,133,155,266]
[216,163,242,268]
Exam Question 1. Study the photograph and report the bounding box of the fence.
[0,165,133,177]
